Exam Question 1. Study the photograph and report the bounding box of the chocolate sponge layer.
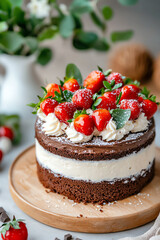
[35,117,155,161]
[37,160,155,204]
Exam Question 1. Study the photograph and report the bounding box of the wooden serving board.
[9,146,160,233]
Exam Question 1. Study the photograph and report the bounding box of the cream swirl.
[100,119,134,141]
[66,122,93,143]
[37,109,47,121]
[43,113,67,136]
[132,113,148,132]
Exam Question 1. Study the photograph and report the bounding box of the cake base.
[9,145,160,233]
[37,160,154,204]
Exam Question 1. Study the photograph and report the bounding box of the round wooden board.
[9,146,160,233]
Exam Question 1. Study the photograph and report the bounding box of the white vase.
[0,54,41,120]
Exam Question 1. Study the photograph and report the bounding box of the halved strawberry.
[0,126,14,140]
[120,99,141,120]
[83,71,105,93]
[72,89,93,109]
[74,114,94,136]
[40,98,58,115]
[63,79,80,92]
[107,72,124,86]
[96,92,117,110]
[120,84,140,101]
[54,102,77,124]
[46,83,61,97]
[92,109,111,131]
[141,99,158,119]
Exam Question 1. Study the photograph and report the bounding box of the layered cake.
[29,64,158,204]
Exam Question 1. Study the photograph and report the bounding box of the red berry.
[40,98,58,115]
[120,99,141,120]
[83,71,105,93]
[97,92,117,110]
[1,221,28,240]
[0,126,14,140]
[92,109,111,131]
[112,87,122,97]
[54,102,77,124]
[120,84,140,101]
[74,114,94,136]
[141,99,158,119]
[72,89,93,109]
[0,149,3,162]
[46,83,61,97]
[138,96,144,103]
[107,72,124,86]
[63,79,80,92]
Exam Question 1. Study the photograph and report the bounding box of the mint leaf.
[63,90,74,102]
[92,98,102,110]
[104,69,112,77]
[141,87,150,98]
[103,81,112,90]
[66,63,82,85]
[102,6,113,20]
[116,92,122,105]
[112,83,122,91]
[97,65,103,72]
[111,109,131,129]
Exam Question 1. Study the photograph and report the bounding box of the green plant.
[0,0,138,65]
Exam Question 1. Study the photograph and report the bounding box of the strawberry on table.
[92,109,111,131]
[72,89,93,109]
[141,99,158,119]
[74,114,94,136]
[54,102,77,124]
[0,149,3,162]
[40,98,58,115]
[96,92,117,110]
[63,78,80,92]
[120,99,141,120]
[107,72,124,86]
[83,71,105,93]
[0,126,14,140]
[120,84,140,101]
[0,217,28,240]
[46,83,61,97]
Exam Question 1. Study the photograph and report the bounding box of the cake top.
[28,64,159,143]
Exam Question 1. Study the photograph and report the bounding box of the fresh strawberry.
[54,102,77,124]
[0,127,14,140]
[0,149,3,162]
[96,92,117,110]
[112,87,122,97]
[138,96,144,103]
[46,83,61,97]
[120,99,141,120]
[92,109,111,131]
[72,89,93,109]
[107,72,124,86]
[63,79,80,92]
[74,114,94,136]
[40,98,58,115]
[141,99,158,119]
[83,71,105,93]
[1,218,28,240]
[120,84,140,101]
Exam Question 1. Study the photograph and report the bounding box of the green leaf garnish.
[112,83,122,91]
[65,63,82,85]
[104,69,112,77]
[103,81,112,91]
[92,98,102,110]
[63,90,74,102]
[111,109,131,129]
[123,77,140,86]
[97,65,103,72]
[116,92,122,105]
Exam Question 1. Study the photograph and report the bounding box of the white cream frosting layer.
[36,139,155,182]
[38,109,149,143]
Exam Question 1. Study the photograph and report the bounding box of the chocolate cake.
[29,65,158,204]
